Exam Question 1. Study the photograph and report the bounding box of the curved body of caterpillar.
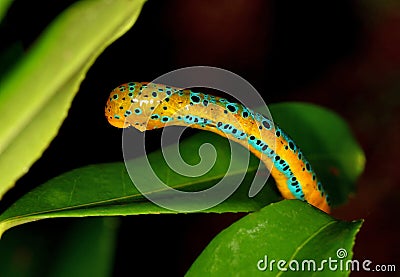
[105,82,330,213]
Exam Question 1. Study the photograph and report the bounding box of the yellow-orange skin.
[105,82,330,213]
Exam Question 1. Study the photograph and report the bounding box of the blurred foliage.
[0,0,146,199]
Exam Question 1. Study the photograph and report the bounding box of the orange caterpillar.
[105,82,330,213]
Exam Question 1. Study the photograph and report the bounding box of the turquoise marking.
[254,112,263,122]
[183,115,202,124]
[287,177,305,200]
[261,116,273,130]
[226,102,239,113]
[216,122,246,140]
[161,116,173,122]
[124,110,132,117]
[210,95,216,104]
[241,106,251,118]
[246,127,306,201]
[189,91,202,104]
[134,108,142,115]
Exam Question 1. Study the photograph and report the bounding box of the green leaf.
[0,103,365,237]
[186,200,363,277]
[269,103,365,206]
[0,131,280,238]
[0,0,13,21]
[0,0,147,199]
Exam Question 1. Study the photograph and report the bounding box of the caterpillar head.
[105,83,134,128]
[105,82,164,131]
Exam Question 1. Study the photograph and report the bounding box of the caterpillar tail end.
[317,201,330,214]
[309,198,331,214]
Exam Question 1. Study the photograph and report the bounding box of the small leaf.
[186,200,363,277]
[0,0,147,199]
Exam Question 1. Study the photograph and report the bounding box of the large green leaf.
[0,0,147,199]
[186,200,363,277]
[0,103,365,237]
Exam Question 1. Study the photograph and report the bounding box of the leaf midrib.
[275,220,336,276]
[0,163,261,222]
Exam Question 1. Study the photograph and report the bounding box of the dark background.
[0,0,399,275]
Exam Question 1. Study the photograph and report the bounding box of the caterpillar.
[105,82,331,213]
